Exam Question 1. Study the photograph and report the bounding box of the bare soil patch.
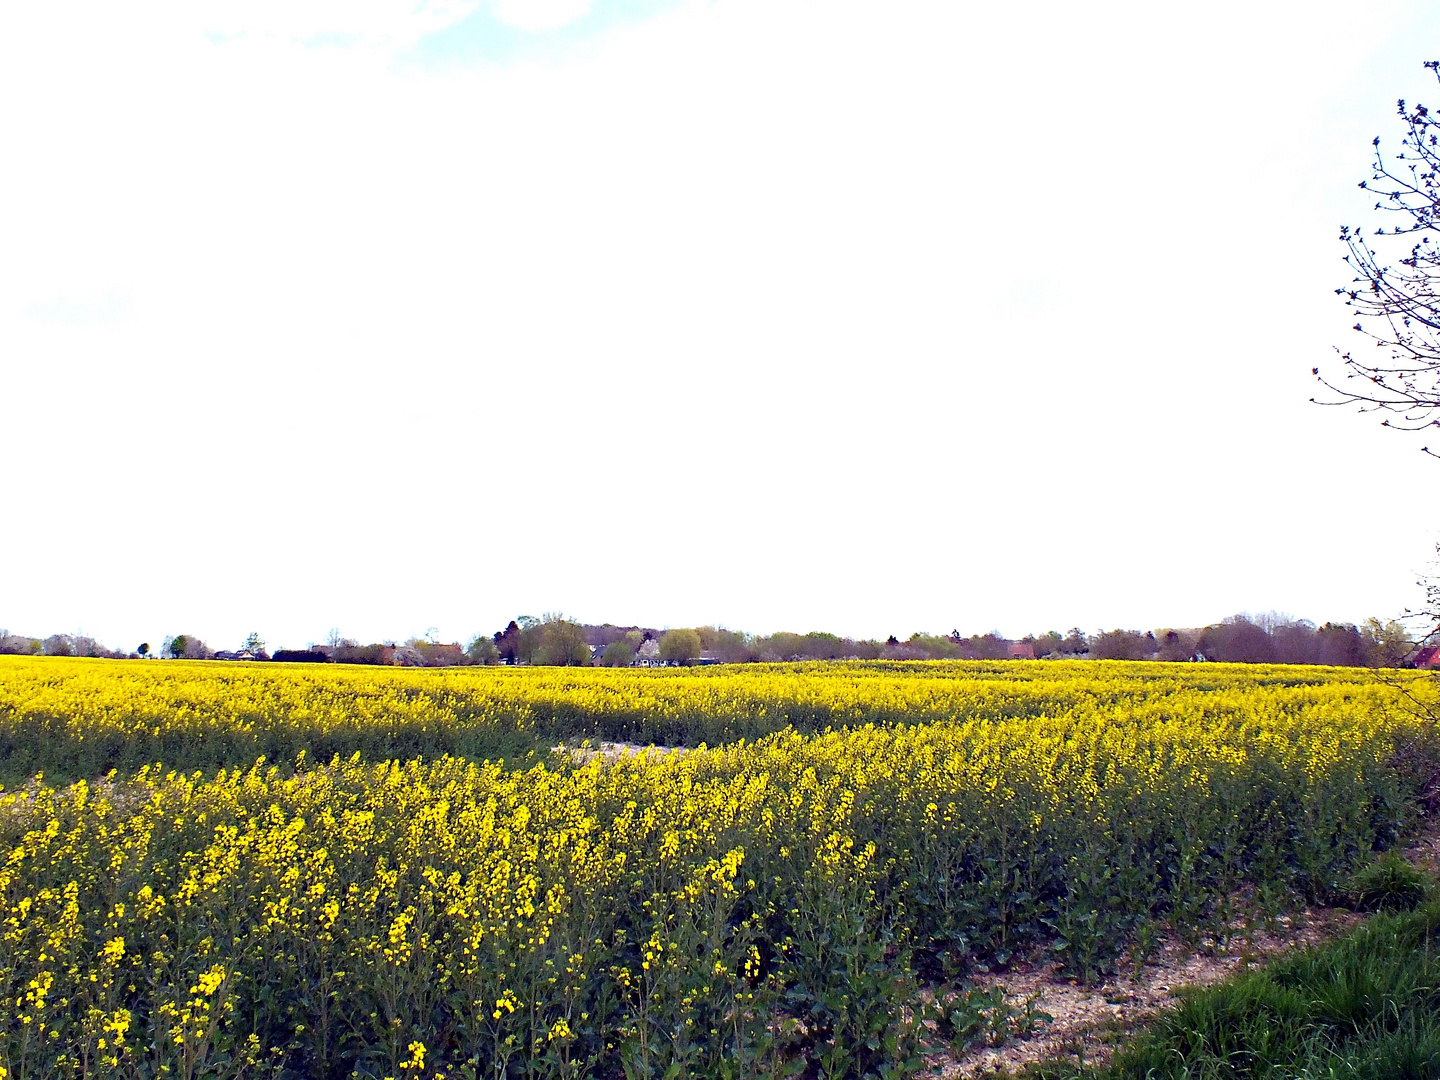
[557,741,692,763]
[934,902,1361,1077]
[929,819,1440,1077]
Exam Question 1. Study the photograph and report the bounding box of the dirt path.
[556,741,692,763]
[932,822,1440,1077]
[936,903,1360,1076]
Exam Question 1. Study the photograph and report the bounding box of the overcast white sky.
[3,0,1439,651]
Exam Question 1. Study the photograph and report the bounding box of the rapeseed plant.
[0,658,1433,1077]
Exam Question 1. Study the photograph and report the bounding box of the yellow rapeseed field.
[0,656,1433,1078]
[0,656,1419,778]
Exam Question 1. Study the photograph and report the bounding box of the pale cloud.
[489,0,594,32]
[2,0,1439,652]
[23,295,128,328]
[192,0,615,48]
[196,0,480,48]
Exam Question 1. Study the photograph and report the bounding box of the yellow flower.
[196,965,226,996]
[399,1040,426,1071]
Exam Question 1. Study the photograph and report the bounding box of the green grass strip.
[1049,898,1440,1079]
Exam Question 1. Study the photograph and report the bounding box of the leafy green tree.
[1362,617,1412,667]
[164,634,211,660]
[700,627,760,663]
[137,642,150,657]
[599,641,635,667]
[243,632,265,654]
[903,633,963,659]
[534,617,591,666]
[659,628,702,665]
[494,621,523,664]
[757,632,808,661]
[1029,631,1063,658]
[490,616,552,665]
[1090,629,1154,661]
[466,635,500,665]
[965,633,1010,660]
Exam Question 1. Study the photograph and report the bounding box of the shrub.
[659,628,702,665]
[334,644,394,665]
[1347,852,1432,912]
[599,641,635,667]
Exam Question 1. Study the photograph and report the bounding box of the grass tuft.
[1347,851,1432,912]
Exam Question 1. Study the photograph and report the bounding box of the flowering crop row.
[0,657,1434,1078]
[0,656,1415,780]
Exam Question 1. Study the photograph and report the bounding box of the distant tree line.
[0,611,1425,669]
[1084,615,1414,667]
[0,631,251,662]
[0,632,129,659]
[451,613,1421,669]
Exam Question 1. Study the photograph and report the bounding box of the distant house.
[1007,642,1036,660]
[1414,645,1440,670]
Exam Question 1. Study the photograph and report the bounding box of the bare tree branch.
[1317,61,1440,444]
